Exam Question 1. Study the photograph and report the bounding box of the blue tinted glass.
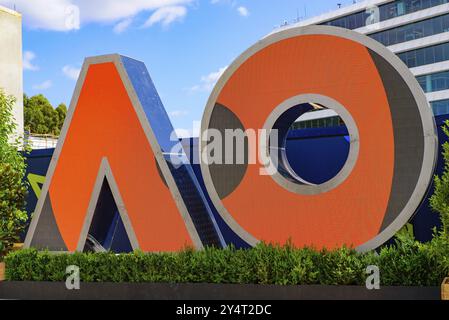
[121,56,178,153]
[369,14,449,47]
[321,0,449,30]
[398,42,449,68]
[120,55,226,248]
[432,99,449,115]
[417,71,449,92]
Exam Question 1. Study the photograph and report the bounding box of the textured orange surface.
[49,63,193,252]
[217,35,395,249]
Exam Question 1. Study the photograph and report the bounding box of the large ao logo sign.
[25,26,437,253]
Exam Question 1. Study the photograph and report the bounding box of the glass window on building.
[369,14,449,47]
[398,42,449,68]
[417,70,449,92]
[321,0,449,30]
[381,0,448,20]
[431,99,449,115]
[291,116,345,130]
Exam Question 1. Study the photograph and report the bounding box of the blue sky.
[2,0,345,136]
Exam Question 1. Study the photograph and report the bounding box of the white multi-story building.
[277,0,449,126]
[0,5,23,139]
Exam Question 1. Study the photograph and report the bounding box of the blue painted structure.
[119,56,225,249]
[23,114,449,248]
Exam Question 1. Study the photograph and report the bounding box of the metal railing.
[26,133,59,150]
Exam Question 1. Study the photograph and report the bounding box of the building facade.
[276,0,449,122]
[0,5,23,139]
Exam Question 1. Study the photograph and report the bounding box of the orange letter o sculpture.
[200,26,438,251]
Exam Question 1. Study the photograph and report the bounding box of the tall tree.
[23,94,67,135]
[55,103,67,134]
[0,90,28,257]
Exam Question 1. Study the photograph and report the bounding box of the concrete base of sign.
[0,282,440,300]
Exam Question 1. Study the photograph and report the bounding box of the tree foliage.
[430,120,449,236]
[23,94,66,136]
[0,90,28,259]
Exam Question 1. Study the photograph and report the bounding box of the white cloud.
[62,65,81,80]
[210,0,237,8]
[113,18,133,34]
[212,1,248,16]
[210,0,236,6]
[0,0,192,31]
[201,66,227,85]
[173,126,200,138]
[32,80,53,90]
[0,0,79,31]
[190,66,228,92]
[23,51,39,71]
[142,5,186,27]
[169,110,189,117]
[173,120,200,138]
[174,128,191,138]
[237,6,249,17]
[78,0,192,23]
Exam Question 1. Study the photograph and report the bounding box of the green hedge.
[5,239,449,286]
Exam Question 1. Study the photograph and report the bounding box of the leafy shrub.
[5,241,449,286]
[0,91,28,259]
[375,238,448,286]
[430,120,449,236]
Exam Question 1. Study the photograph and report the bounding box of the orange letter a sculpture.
[24,55,225,252]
